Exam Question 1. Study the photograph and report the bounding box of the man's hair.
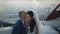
[19,11,25,16]
[27,11,34,18]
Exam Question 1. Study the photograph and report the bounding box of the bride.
[25,11,39,34]
[25,10,59,34]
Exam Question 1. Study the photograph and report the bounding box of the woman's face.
[25,14,31,22]
[25,14,31,25]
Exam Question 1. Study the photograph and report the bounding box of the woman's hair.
[27,11,36,33]
[27,11,34,18]
[30,18,36,33]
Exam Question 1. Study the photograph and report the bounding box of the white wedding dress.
[27,10,59,34]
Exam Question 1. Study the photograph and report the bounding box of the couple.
[12,10,40,34]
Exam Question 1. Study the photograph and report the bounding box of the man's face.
[20,12,26,21]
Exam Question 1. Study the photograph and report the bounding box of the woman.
[25,11,59,34]
[25,11,39,34]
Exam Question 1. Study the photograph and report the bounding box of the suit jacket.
[12,19,26,34]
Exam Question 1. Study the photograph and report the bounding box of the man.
[12,11,27,34]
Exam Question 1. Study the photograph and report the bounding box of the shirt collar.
[20,19,24,24]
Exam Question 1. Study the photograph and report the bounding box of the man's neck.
[20,19,24,24]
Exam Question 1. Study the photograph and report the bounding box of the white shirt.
[20,18,24,24]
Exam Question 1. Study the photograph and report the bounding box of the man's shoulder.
[15,19,22,25]
[16,19,21,22]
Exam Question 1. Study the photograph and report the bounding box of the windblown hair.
[27,11,33,18]
[27,11,36,33]
[29,18,36,33]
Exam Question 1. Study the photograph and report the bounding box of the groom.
[12,11,27,34]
